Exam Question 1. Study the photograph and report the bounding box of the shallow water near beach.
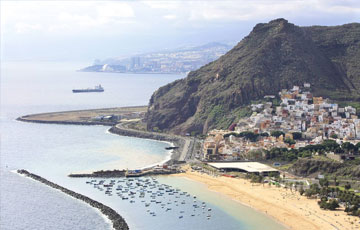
[1,62,285,230]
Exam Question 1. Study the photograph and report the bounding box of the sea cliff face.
[146,19,360,135]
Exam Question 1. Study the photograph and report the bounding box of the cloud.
[2,0,359,36]
[146,0,360,22]
[15,23,43,34]
[143,1,180,10]
[1,1,135,34]
[163,14,177,20]
[1,0,359,61]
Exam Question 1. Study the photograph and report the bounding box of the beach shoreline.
[173,166,360,230]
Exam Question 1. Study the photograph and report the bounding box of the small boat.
[165,146,179,150]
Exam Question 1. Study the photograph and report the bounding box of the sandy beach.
[174,167,360,230]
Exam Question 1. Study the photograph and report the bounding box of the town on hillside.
[203,83,360,162]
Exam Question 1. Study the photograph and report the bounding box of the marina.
[85,177,213,221]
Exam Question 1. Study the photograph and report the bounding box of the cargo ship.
[72,84,104,93]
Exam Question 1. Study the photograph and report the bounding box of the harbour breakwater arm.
[16,106,147,126]
[17,169,129,230]
[109,123,193,163]
[16,107,196,163]
[17,116,115,126]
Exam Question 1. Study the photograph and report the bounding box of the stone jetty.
[69,167,182,178]
[69,170,127,178]
[17,169,129,230]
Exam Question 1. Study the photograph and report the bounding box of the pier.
[69,166,183,178]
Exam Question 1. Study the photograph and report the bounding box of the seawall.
[17,169,129,230]
[17,116,116,126]
[69,170,126,178]
[108,124,188,163]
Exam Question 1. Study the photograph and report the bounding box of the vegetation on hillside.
[146,19,360,134]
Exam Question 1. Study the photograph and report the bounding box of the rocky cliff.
[146,19,360,134]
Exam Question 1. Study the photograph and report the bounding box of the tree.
[334,177,339,186]
[330,133,338,139]
[322,140,340,151]
[250,174,263,183]
[270,130,285,138]
[292,132,302,140]
[248,149,264,160]
[319,178,329,187]
[268,171,279,178]
[356,142,360,151]
[239,131,259,142]
[341,142,357,154]
[329,199,340,210]
[310,183,320,194]
[345,183,351,190]
[260,132,269,137]
[320,199,339,210]
[223,132,238,138]
[284,138,296,146]
[299,186,305,195]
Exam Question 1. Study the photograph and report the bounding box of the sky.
[1,0,359,62]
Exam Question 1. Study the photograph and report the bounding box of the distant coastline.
[78,69,187,75]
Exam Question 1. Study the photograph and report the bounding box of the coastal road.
[179,138,191,161]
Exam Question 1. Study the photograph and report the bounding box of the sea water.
[0,62,285,230]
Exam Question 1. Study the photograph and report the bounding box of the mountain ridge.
[146,19,360,135]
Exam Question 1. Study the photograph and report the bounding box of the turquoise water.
[0,62,285,229]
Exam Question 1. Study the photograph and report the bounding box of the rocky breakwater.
[69,170,127,178]
[17,115,116,126]
[17,169,129,230]
[109,124,191,163]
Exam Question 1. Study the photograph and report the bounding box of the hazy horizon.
[1,0,359,63]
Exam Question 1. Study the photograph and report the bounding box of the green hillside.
[146,19,360,134]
